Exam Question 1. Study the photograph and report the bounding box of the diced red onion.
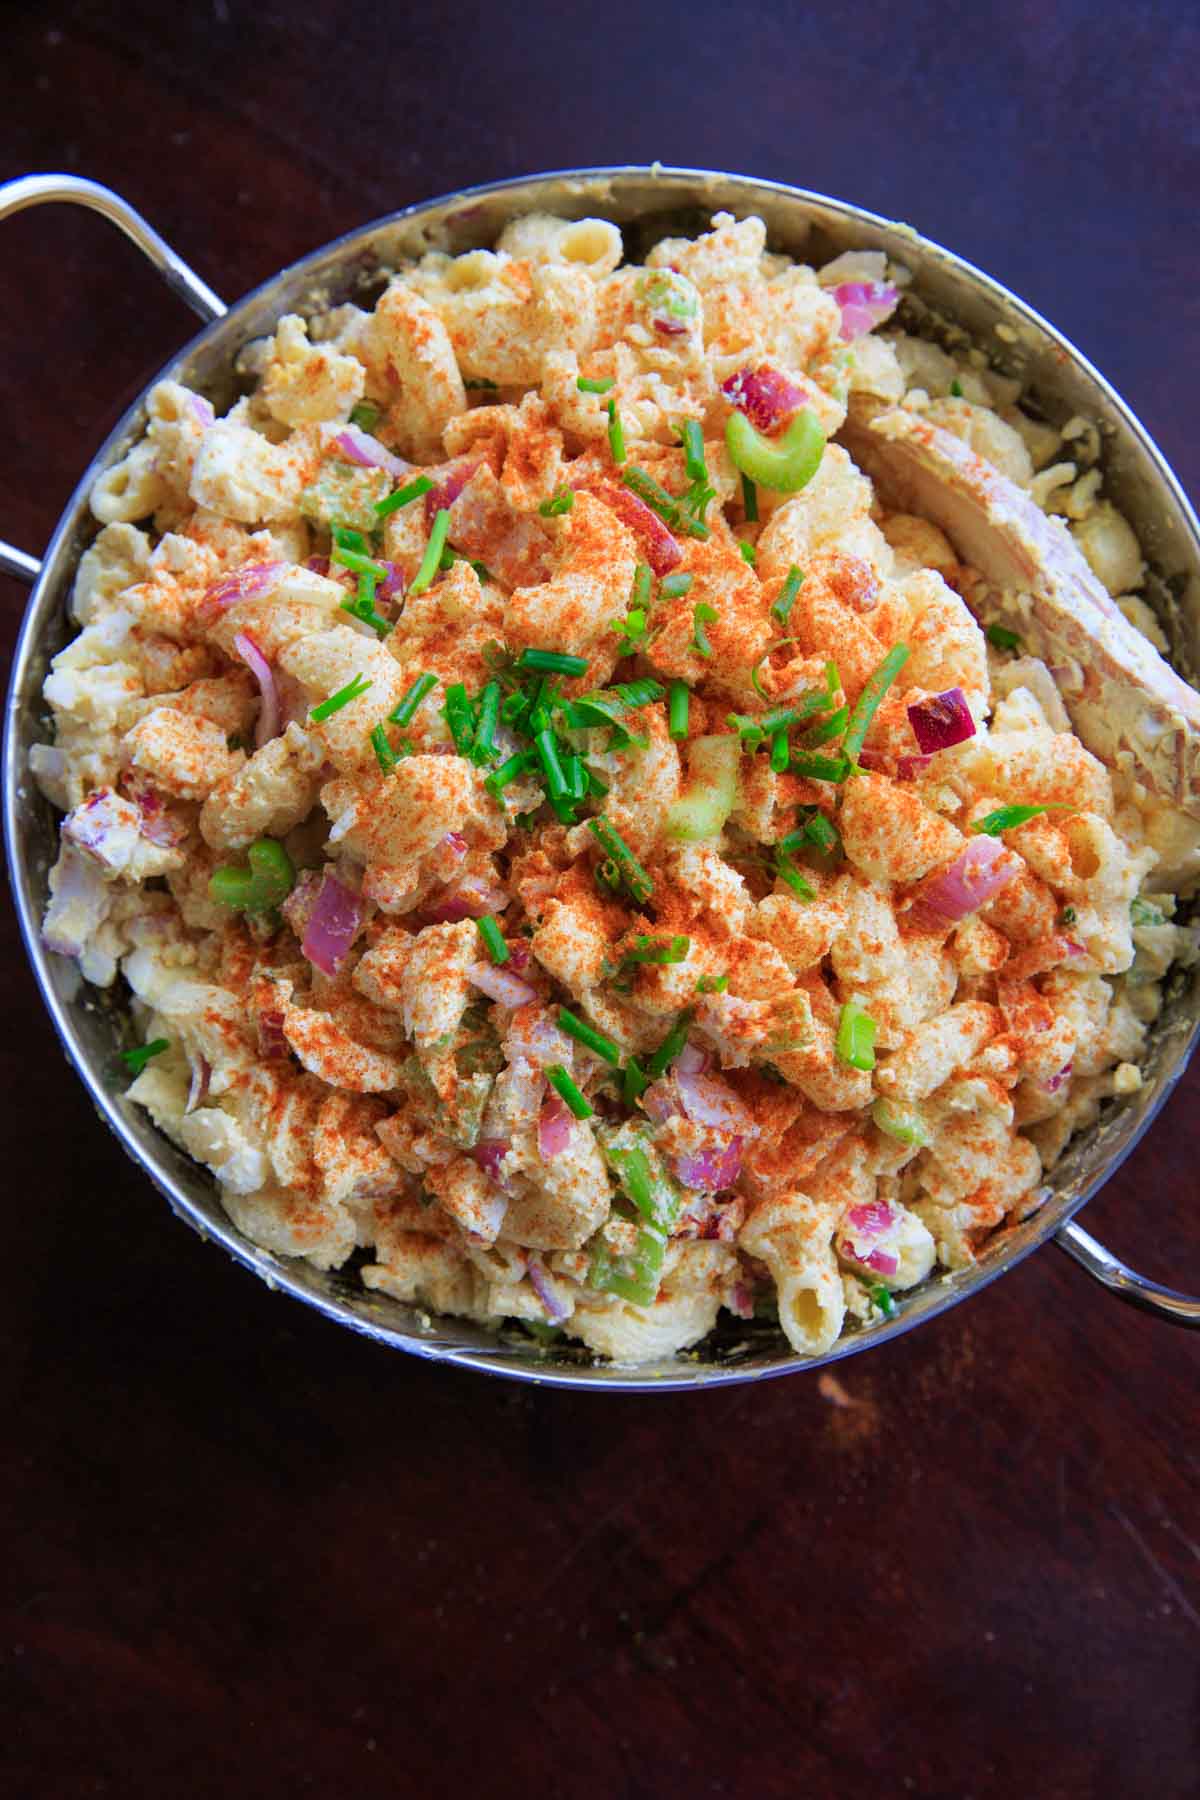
[281,867,322,938]
[907,687,976,754]
[331,425,409,476]
[537,1093,574,1160]
[257,1008,289,1060]
[1044,1062,1074,1094]
[424,458,480,524]
[301,871,364,977]
[190,395,215,428]
[856,748,891,772]
[468,962,537,1008]
[833,281,900,343]
[722,365,807,435]
[442,831,468,858]
[675,1136,744,1193]
[652,317,688,337]
[198,559,284,622]
[469,1138,511,1183]
[909,837,1023,930]
[378,561,405,603]
[641,1080,679,1125]
[304,555,331,576]
[676,1041,709,1076]
[729,1281,755,1320]
[508,939,530,973]
[232,630,280,749]
[527,1254,570,1323]
[185,1055,211,1113]
[675,1068,755,1134]
[62,788,142,869]
[573,479,682,575]
[424,874,508,923]
[847,1201,896,1238]
[896,754,934,782]
[860,1245,900,1276]
[838,1200,901,1276]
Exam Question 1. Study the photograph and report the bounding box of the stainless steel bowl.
[4,165,1198,1390]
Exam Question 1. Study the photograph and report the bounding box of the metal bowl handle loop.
[1055,1219,1200,1325]
[0,173,227,587]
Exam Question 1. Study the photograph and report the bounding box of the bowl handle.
[1055,1218,1200,1325]
[0,173,227,588]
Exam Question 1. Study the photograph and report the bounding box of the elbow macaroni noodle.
[32,209,1198,1364]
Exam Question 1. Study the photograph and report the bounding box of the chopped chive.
[949,378,964,397]
[622,466,710,540]
[577,375,615,394]
[842,643,910,763]
[484,747,536,800]
[563,754,587,802]
[625,933,690,965]
[645,1011,694,1082]
[121,1037,169,1075]
[470,560,492,582]
[517,649,589,677]
[668,680,689,740]
[681,418,707,484]
[836,1000,877,1071]
[775,855,815,899]
[546,1064,593,1119]
[310,673,373,722]
[539,488,575,517]
[970,802,1071,835]
[464,376,499,391]
[476,915,509,964]
[660,572,694,599]
[870,1282,896,1317]
[798,704,848,749]
[1130,897,1164,927]
[612,677,665,708]
[622,1058,649,1104]
[558,1007,622,1066]
[770,729,790,773]
[790,751,852,782]
[1061,905,1079,926]
[332,523,367,553]
[741,474,759,522]
[739,540,757,567]
[348,401,380,431]
[332,544,387,580]
[374,473,435,519]
[986,622,1021,651]
[607,399,626,464]
[370,722,398,772]
[442,682,477,754]
[409,508,451,597]
[535,729,568,798]
[588,817,654,905]
[389,671,437,727]
[439,545,457,572]
[471,681,500,764]
[695,974,729,993]
[691,602,718,659]
[612,607,647,647]
[772,565,805,626]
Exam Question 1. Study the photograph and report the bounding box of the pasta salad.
[33,207,1198,1364]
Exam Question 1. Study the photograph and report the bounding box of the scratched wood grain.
[2,4,1198,1796]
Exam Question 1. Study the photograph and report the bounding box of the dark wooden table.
[3,5,1198,1795]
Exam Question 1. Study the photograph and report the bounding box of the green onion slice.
[661,572,694,599]
[121,1038,169,1075]
[668,680,689,741]
[607,399,626,464]
[310,674,372,722]
[389,671,437,728]
[577,375,615,394]
[624,933,690,965]
[644,1011,694,1082]
[691,602,717,659]
[370,722,397,772]
[546,1064,593,1119]
[374,473,435,519]
[681,419,707,485]
[695,974,729,993]
[986,622,1021,651]
[476,915,509,964]
[772,565,805,627]
[741,474,759,522]
[970,802,1073,835]
[539,489,575,517]
[587,817,654,905]
[836,1000,877,1071]
[517,649,589,677]
[558,1007,622,1066]
[409,508,451,597]
[842,644,910,764]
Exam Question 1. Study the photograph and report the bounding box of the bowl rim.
[6,161,1199,1391]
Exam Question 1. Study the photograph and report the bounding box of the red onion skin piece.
[674,1136,744,1192]
[908,837,1023,931]
[301,872,364,977]
[537,1094,574,1159]
[232,630,280,749]
[185,1055,212,1113]
[896,754,934,782]
[847,1200,898,1238]
[469,1139,511,1183]
[1044,1062,1074,1095]
[573,479,682,575]
[424,458,480,525]
[832,281,900,343]
[196,560,284,624]
[721,365,807,435]
[729,1281,755,1321]
[332,426,407,476]
[527,1254,569,1323]
[468,963,538,1008]
[907,687,976,755]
